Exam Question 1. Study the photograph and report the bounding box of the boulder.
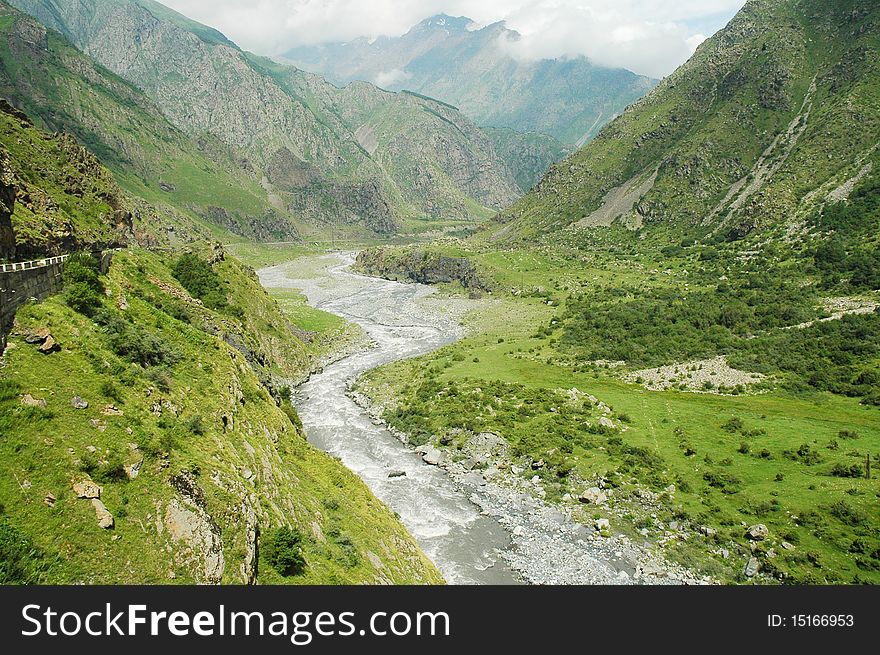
[23,328,50,344]
[72,476,101,499]
[420,447,445,466]
[746,524,769,541]
[388,470,407,478]
[71,396,89,409]
[92,499,114,529]
[579,487,607,505]
[743,556,760,578]
[38,335,60,354]
[21,394,47,408]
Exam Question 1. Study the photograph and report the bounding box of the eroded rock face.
[0,148,15,261]
[163,498,225,584]
[356,248,490,291]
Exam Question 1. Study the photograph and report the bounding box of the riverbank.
[348,386,709,585]
[259,252,704,584]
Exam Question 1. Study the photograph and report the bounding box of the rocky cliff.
[356,247,489,292]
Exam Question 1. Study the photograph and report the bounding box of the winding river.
[258,253,520,585]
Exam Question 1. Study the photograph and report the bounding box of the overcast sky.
[160,0,747,78]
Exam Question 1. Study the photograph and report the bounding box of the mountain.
[492,0,880,245]
[0,2,298,242]
[283,14,658,146]
[0,93,441,584]
[9,0,522,234]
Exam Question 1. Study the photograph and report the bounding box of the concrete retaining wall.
[0,251,113,349]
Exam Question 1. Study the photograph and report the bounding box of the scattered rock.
[71,396,89,409]
[24,328,51,344]
[38,335,60,354]
[125,455,144,480]
[21,394,47,408]
[746,524,769,541]
[388,470,407,478]
[419,446,445,466]
[92,499,114,529]
[578,487,607,505]
[72,476,101,499]
[743,556,760,577]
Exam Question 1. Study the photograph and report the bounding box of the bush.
[172,254,228,311]
[96,311,180,368]
[263,526,306,577]
[830,463,864,478]
[62,253,104,316]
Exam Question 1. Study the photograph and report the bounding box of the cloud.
[374,68,410,88]
[159,0,746,77]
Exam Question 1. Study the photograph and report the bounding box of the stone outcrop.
[356,248,490,291]
[0,148,15,261]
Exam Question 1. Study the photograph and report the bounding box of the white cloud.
[159,0,746,77]
[374,68,410,88]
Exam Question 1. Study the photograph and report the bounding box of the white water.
[258,253,520,584]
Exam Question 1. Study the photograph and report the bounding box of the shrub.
[62,253,104,316]
[172,254,228,310]
[263,526,306,577]
[830,463,863,478]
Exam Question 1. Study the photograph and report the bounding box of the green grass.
[0,249,440,584]
[357,241,880,584]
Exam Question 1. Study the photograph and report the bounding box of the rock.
[163,498,224,584]
[743,556,760,577]
[598,416,615,429]
[102,405,123,416]
[720,548,730,559]
[92,499,114,529]
[125,455,144,480]
[781,541,795,551]
[578,487,607,505]
[24,328,51,344]
[746,524,769,541]
[766,548,777,559]
[38,335,60,354]
[388,470,407,478]
[700,526,717,537]
[531,459,545,470]
[21,394,47,408]
[72,476,101,499]
[420,447,445,466]
[44,492,56,507]
[71,396,89,409]
[595,518,611,532]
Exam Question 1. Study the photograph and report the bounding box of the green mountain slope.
[284,14,658,146]
[482,127,571,192]
[10,0,522,232]
[0,2,298,242]
[0,94,441,585]
[492,0,880,245]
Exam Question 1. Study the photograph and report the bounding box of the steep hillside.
[10,0,522,232]
[0,2,298,241]
[0,94,441,585]
[492,0,880,245]
[483,127,571,192]
[0,96,212,258]
[284,14,657,146]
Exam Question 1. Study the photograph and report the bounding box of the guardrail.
[0,254,70,273]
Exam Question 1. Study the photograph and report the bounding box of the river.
[258,253,521,584]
